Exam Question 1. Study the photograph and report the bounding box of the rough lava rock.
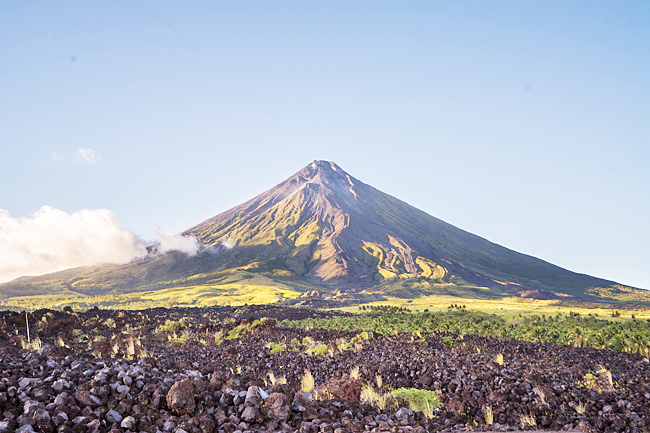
[166,379,196,415]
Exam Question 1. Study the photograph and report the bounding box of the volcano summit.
[2,160,646,304]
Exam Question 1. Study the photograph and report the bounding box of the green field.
[335,294,650,322]
[2,281,649,327]
[0,273,306,311]
[280,307,650,356]
[2,279,649,358]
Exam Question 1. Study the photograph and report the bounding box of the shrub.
[306,343,328,356]
[390,388,442,418]
[156,318,187,333]
[266,342,286,354]
[442,336,459,348]
[168,332,189,345]
[351,331,373,344]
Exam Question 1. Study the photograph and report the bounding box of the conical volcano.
[3,160,645,304]
[180,160,622,297]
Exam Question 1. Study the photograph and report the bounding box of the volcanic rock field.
[0,306,648,433]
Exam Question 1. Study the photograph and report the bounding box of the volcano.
[180,160,626,298]
[2,160,646,304]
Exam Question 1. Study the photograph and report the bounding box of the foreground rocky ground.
[0,306,648,433]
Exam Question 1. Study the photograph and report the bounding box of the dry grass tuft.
[301,369,315,393]
[483,405,494,425]
[361,384,386,409]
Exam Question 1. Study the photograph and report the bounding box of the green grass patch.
[306,343,328,356]
[390,388,442,418]
[266,342,287,354]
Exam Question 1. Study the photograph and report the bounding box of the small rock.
[52,380,70,392]
[23,400,41,415]
[105,409,123,423]
[0,420,16,432]
[395,408,414,419]
[314,376,363,402]
[37,345,53,356]
[120,415,136,430]
[445,398,465,416]
[245,386,264,408]
[198,414,216,433]
[72,416,88,425]
[241,406,259,423]
[233,390,247,406]
[16,425,35,433]
[33,409,50,422]
[265,393,290,421]
[292,391,315,412]
[74,390,100,407]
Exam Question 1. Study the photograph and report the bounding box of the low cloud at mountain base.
[0,206,201,283]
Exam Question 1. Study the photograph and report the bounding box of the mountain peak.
[295,160,346,182]
[6,160,641,304]
[310,159,340,171]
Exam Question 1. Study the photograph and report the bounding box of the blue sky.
[1,1,649,288]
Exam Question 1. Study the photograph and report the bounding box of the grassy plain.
[0,272,304,311]
[335,294,650,322]
[1,282,649,327]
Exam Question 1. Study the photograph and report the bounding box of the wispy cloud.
[73,148,101,165]
[152,230,201,256]
[46,148,102,166]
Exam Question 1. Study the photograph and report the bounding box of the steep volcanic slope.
[180,160,623,297]
[2,160,646,302]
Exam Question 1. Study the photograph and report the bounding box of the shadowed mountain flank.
[2,160,647,303]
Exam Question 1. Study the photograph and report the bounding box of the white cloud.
[221,238,235,249]
[152,231,201,256]
[73,148,101,165]
[0,206,216,284]
[0,206,147,283]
